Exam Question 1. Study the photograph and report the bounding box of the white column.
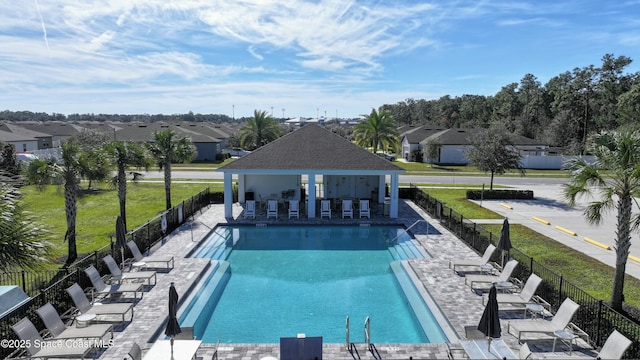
[390,173,399,218]
[307,173,316,218]
[223,172,233,218]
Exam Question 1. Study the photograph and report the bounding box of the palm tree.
[352,108,399,154]
[23,140,84,264]
[147,129,197,210]
[59,139,83,264]
[104,141,151,230]
[0,163,50,271]
[239,110,281,150]
[563,129,640,311]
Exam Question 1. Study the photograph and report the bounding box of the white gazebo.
[217,124,405,218]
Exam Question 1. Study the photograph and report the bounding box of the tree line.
[381,53,640,154]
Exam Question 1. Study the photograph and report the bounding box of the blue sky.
[2,1,640,119]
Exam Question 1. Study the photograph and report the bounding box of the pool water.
[183,225,447,344]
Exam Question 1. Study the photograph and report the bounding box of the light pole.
[282,108,285,119]
[316,108,319,119]
[271,106,274,117]
[232,105,235,120]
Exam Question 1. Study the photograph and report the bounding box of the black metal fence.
[405,184,640,359]
[0,187,214,359]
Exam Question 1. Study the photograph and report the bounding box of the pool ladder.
[345,316,380,359]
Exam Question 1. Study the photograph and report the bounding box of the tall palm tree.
[563,129,640,311]
[239,110,281,150]
[23,140,84,264]
[59,139,83,264]
[104,141,151,230]
[147,129,197,210]
[352,108,399,154]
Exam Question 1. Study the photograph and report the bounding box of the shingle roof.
[219,124,404,172]
[401,125,447,143]
[420,128,547,146]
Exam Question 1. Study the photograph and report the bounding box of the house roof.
[400,125,447,143]
[113,122,220,143]
[14,122,83,137]
[420,128,547,146]
[0,123,52,140]
[218,124,404,172]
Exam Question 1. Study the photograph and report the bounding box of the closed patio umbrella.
[165,282,181,358]
[115,215,127,265]
[477,284,501,351]
[496,218,512,268]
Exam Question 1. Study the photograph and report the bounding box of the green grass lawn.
[21,181,222,264]
[421,186,640,308]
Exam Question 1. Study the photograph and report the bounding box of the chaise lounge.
[11,317,98,359]
[67,283,134,323]
[507,297,580,342]
[465,259,518,290]
[84,265,143,301]
[449,244,496,273]
[103,255,157,286]
[126,240,174,270]
[36,303,113,342]
[483,273,543,307]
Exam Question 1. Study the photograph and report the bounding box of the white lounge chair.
[288,200,300,219]
[449,244,496,273]
[67,283,134,323]
[595,329,632,359]
[84,265,143,301]
[126,240,174,270]
[465,259,518,290]
[507,297,580,341]
[103,255,157,286]
[244,200,256,219]
[36,303,113,342]
[359,199,370,218]
[267,199,278,219]
[484,273,543,307]
[12,317,97,359]
[342,199,353,219]
[320,200,331,219]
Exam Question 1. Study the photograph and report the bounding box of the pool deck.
[97,200,599,360]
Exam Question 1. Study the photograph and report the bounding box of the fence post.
[529,257,534,276]
[558,275,564,306]
[596,300,603,345]
[94,251,98,268]
[21,270,26,293]
[472,223,476,248]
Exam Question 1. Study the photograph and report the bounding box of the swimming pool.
[180,225,449,344]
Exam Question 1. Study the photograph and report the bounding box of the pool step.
[389,241,425,260]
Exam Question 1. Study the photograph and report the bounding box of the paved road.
[142,170,640,279]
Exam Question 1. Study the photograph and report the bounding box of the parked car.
[222,148,251,157]
[376,152,396,161]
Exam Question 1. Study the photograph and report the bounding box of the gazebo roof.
[218,124,404,172]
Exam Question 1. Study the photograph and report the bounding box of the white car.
[223,148,251,157]
[15,152,38,162]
